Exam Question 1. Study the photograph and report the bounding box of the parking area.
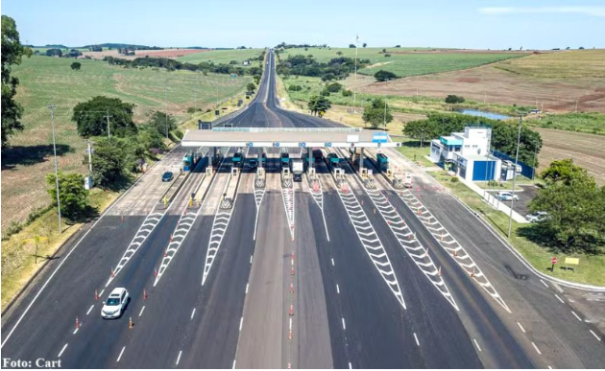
[488,185,539,218]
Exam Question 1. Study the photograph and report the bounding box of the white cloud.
[479,6,605,17]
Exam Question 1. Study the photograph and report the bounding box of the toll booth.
[232,151,244,167]
[280,152,290,169]
[255,167,266,188]
[231,167,239,177]
[376,153,389,172]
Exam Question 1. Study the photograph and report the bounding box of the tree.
[363,43,367,48]
[336,51,343,56]
[71,61,81,70]
[374,70,397,82]
[72,96,136,137]
[362,98,393,129]
[46,172,89,221]
[246,82,256,92]
[2,15,30,146]
[349,44,356,48]
[326,82,342,93]
[395,45,401,48]
[529,161,603,252]
[308,95,331,116]
[147,111,177,138]
[45,48,62,57]
[445,95,465,104]
[89,137,142,187]
[342,89,353,97]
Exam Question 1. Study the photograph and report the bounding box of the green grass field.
[526,112,605,135]
[496,49,605,78]
[177,48,264,67]
[2,56,251,232]
[278,47,523,78]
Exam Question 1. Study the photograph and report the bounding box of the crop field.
[81,48,204,60]
[278,47,524,78]
[496,49,605,78]
[1,56,251,232]
[177,48,264,66]
[534,127,605,185]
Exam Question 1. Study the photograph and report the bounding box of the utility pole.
[48,105,62,233]
[508,113,525,238]
[164,82,169,138]
[383,78,389,131]
[104,109,112,138]
[353,35,359,112]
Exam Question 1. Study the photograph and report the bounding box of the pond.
[458,109,511,121]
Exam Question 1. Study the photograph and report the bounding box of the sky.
[2,0,604,49]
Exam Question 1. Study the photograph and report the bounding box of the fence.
[493,150,535,179]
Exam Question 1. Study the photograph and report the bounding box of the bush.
[450,177,459,183]
[326,82,342,93]
[342,89,353,97]
[187,107,197,114]
[487,180,499,187]
[320,89,331,97]
[445,95,465,104]
[289,85,303,91]
[374,70,397,82]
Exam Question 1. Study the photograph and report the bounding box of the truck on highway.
[291,158,304,182]
[376,153,389,172]
[327,153,340,168]
[232,151,244,167]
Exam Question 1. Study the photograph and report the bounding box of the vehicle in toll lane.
[246,154,259,169]
[291,158,304,181]
[327,153,340,168]
[101,288,130,319]
[232,151,244,167]
[162,171,174,182]
[281,152,290,169]
[376,153,389,172]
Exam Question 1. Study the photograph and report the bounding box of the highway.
[1,49,603,369]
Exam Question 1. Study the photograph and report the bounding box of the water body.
[458,109,511,121]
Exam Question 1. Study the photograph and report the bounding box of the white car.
[526,211,549,223]
[101,288,130,319]
[497,192,519,201]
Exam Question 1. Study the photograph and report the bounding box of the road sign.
[273,142,280,147]
[325,142,332,148]
[564,257,579,265]
[372,132,389,143]
[299,142,306,148]
[247,142,253,148]
[552,257,558,265]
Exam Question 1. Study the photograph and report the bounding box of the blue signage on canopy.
[247,142,253,147]
[325,142,332,147]
[273,142,280,147]
[299,142,306,148]
[372,132,389,143]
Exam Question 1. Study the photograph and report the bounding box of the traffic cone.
[95,290,99,301]
[164,248,168,258]
[170,234,173,243]
[291,267,295,276]
[289,305,294,316]
[154,268,158,277]
[388,220,391,226]
[290,283,294,294]
[361,199,364,205]
[438,266,442,277]
[128,317,134,329]
[75,316,80,330]
[471,267,476,278]
[453,250,458,257]
[143,289,148,300]
[111,268,115,278]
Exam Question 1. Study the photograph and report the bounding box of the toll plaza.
[181,127,400,173]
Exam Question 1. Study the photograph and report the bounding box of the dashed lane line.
[191,308,196,320]
[232,360,237,369]
[555,294,565,304]
[331,258,335,266]
[571,311,583,321]
[589,330,601,341]
[414,333,420,346]
[239,317,244,332]
[517,322,526,333]
[139,306,145,317]
[58,344,68,358]
[342,318,346,330]
[349,362,353,369]
[473,339,482,352]
[532,342,542,355]
[176,351,183,366]
[540,279,549,288]
[336,284,340,294]
[86,305,94,316]
[117,346,126,363]
[245,283,249,294]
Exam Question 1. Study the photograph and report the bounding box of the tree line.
[276,54,370,81]
[403,113,543,166]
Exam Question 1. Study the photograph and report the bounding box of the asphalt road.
[2,49,603,369]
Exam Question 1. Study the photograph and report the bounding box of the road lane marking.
[239,317,244,332]
[58,343,68,358]
[250,255,253,264]
[73,327,79,335]
[342,318,346,330]
[117,346,126,362]
[540,279,548,288]
[571,311,582,321]
[589,330,601,341]
[517,322,526,333]
[191,308,196,320]
[139,306,145,317]
[336,284,340,294]
[348,362,353,369]
[86,305,94,316]
[99,289,105,298]
[232,360,236,369]
[548,366,552,369]
[473,339,482,352]
[414,333,420,346]
[331,258,335,266]
[555,294,565,304]
[289,318,292,331]
[176,351,183,366]
[532,342,542,355]
[245,283,249,294]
